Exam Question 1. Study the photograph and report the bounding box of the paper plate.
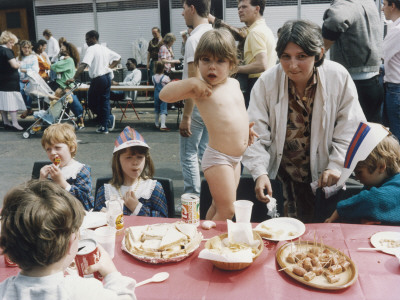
[254,217,305,241]
[276,241,358,290]
[370,231,400,255]
[81,211,107,229]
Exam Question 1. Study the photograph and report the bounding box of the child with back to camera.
[152,61,171,131]
[325,122,400,224]
[94,126,168,217]
[39,123,94,211]
[160,29,258,221]
[0,180,137,300]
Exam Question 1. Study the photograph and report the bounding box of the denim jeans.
[179,106,209,195]
[20,81,32,109]
[70,94,83,118]
[353,75,384,124]
[384,82,400,140]
[88,74,111,129]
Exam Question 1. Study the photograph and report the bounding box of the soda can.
[4,254,18,267]
[181,193,200,227]
[75,239,102,280]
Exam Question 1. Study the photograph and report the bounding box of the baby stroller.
[22,70,80,138]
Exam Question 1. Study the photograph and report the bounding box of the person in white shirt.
[179,0,212,195]
[67,30,121,134]
[0,180,137,300]
[111,58,142,100]
[43,29,60,63]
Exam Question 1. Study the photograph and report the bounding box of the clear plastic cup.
[234,200,254,223]
[94,226,117,258]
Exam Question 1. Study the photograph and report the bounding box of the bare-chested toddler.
[160,28,257,221]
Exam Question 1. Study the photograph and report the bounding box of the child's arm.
[248,122,259,146]
[67,165,95,211]
[325,210,339,223]
[159,77,212,103]
[39,165,51,180]
[86,245,136,299]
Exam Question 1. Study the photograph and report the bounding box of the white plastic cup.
[94,226,117,258]
[234,200,254,223]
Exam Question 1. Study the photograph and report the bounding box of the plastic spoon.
[136,272,169,287]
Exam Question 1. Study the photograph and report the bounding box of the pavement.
[0,96,188,216]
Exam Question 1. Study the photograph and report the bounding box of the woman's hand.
[123,191,139,212]
[318,169,340,187]
[255,174,273,203]
[248,122,259,146]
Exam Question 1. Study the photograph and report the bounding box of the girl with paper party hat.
[94,126,168,217]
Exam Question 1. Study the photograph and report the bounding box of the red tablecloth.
[1,217,399,300]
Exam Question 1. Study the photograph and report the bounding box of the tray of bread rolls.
[122,222,203,264]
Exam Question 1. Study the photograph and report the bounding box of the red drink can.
[4,254,18,267]
[181,193,200,227]
[74,239,102,280]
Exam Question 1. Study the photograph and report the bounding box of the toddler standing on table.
[160,29,258,221]
[152,61,171,131]
[39,123,94,211]
[325,122,400,224]
[0,180,136,300]
[95,126,168,217]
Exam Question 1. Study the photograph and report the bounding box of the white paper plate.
[81,211,107,229]
[254,217,305,241]
[370,231,400,255]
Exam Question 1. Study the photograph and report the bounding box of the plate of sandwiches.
[123,222,203,264]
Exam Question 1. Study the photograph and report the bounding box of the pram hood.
[24,70,55,104]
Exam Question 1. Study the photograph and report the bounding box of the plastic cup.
[94,226,116,258]
[234,200,254,223]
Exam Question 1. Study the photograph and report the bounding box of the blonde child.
[325,122,400,224]
[95,126,168,217]
[0,180,137,300]
[152,61,171,131]
[160,29,258,221]
[39,123,94,210]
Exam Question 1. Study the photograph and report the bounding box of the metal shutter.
[35,0,94,55]
[96,0,160,64]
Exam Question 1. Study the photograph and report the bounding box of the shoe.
[4,124,13,130]
[160,127,170,132]
[170,106,177,111]
[96,126,109,134]
[77,123,85,130]
[154,124,160,129]
[108,114,115,132]
[20,109,33,119]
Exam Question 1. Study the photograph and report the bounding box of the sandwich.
[159,227,187,250]
[175,223,197,240]
[142,223,171,240]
